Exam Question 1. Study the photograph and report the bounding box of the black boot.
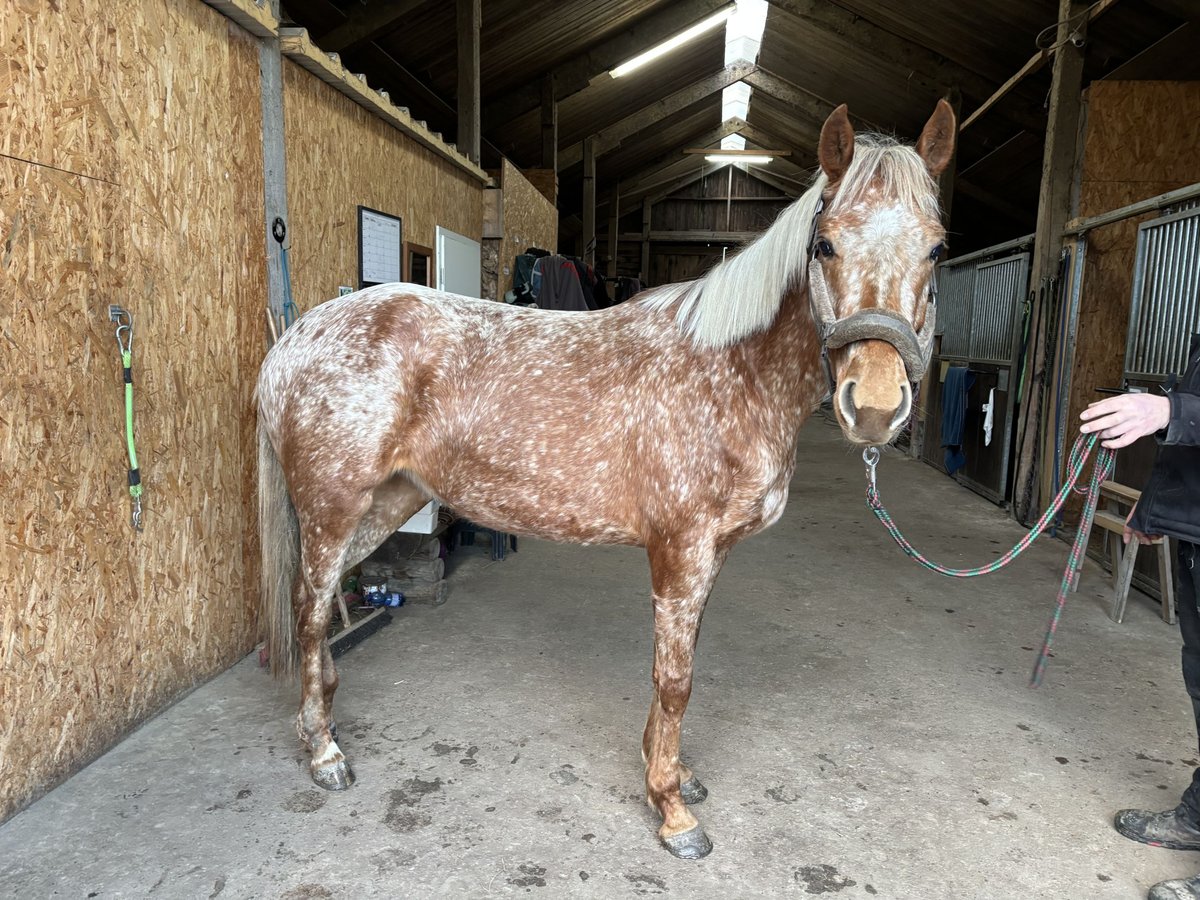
[1150,874,1200,900]
[1115,805,1200,851]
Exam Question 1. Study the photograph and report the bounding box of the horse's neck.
[736,285,825,440]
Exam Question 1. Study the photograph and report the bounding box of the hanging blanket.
[941,366,974,475]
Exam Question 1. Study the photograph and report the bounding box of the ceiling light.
[609,8,735,78]
[705,153,773,164]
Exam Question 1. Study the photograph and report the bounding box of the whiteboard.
[436,226,481,298]
[359,206,402,286]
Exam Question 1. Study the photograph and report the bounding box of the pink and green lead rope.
[863,433,1116,687]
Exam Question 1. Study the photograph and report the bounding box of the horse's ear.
[818,104,855,182]
[916,99,956,177]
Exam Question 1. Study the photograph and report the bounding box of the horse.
[255,100,955,859]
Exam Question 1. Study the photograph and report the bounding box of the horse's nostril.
[837,379,858,427]
[889,382,913,430]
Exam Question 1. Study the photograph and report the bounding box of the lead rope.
[863,433,1115,686]
[109,306,143,531]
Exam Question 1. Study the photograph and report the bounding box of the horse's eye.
[815,239,835,259]
[930,243,945,262]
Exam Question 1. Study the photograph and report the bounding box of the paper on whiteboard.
[361,209,401,284]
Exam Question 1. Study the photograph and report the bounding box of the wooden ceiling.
[280,0,1198,252]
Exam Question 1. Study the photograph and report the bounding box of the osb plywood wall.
[281,60,483,311]
[1067,81,1200,459]
[496,159,558,299]
[0,0,266,822]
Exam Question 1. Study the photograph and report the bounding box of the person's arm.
[1162,391,1200,447]
[1079,393,1171,449]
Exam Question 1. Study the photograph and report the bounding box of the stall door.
[923,246,1030,504]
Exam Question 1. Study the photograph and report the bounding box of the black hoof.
[661,824,713,859]
[680,776,708,805]
[312,759,355,791]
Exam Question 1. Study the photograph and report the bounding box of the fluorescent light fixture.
[705,153,772,164]
[610,8,734,77]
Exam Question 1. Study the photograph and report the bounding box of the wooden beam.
[770,0,1046,134]
[317,0,424,53]
[456,0,481,164]
[741,167,804,198]
[684,147,791,156]
[641,198,651,280]
[607,185,620,278]
[595,123,814,211]
[1013,0,1089,524]
[645,164,725,206]
[559,62,755,170]
[540,74,557,170]
[1064,183,1200,235]
[743,68,864,131]
[960,0,1124,131]
[582,137,597,265]
[607,159,714,208]
[482,0,734,130]
[960,51,1051,132]
[735,121,817,168]
[618,230,758,243]
[594,118,748,201]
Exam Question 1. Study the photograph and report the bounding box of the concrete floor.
[2,416,1196,899]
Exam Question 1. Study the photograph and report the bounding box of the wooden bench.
[1074,480,1175,624]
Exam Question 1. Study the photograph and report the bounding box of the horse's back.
[257,283,751,545]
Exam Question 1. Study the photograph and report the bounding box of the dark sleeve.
[1164,392,1200,447]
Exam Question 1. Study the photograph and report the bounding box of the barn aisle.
[1,416,1192,899]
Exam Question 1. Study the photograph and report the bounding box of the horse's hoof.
[680,776,708,805]
[661,825,713,859]
[312,759,355,791]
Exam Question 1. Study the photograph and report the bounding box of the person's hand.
[1123,503,1157,546]
[1080,393,1170,448]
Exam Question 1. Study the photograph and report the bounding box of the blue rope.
[281,245,299,329]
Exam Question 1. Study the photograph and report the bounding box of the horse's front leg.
[643,537,725,859]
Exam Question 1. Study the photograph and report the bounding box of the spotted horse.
[255,101,955,859]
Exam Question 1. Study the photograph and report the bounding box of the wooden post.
[582,136,597,266]
[540,73,556,171]
[258,0,288,330]
[1013,0,1088,523]
[607,184,620,278]
[456,0,481,164]
[641,198,652,282]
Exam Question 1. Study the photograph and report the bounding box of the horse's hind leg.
[643,536,725,859]
[293,519,362,789]
[316,476,430,746]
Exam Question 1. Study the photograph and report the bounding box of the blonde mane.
[643,134,940,349]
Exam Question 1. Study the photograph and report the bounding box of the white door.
[436,226,482,298]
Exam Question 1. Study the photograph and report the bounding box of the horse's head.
[809,101,956,447]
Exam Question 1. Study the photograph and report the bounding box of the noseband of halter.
[806,201,937,394]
